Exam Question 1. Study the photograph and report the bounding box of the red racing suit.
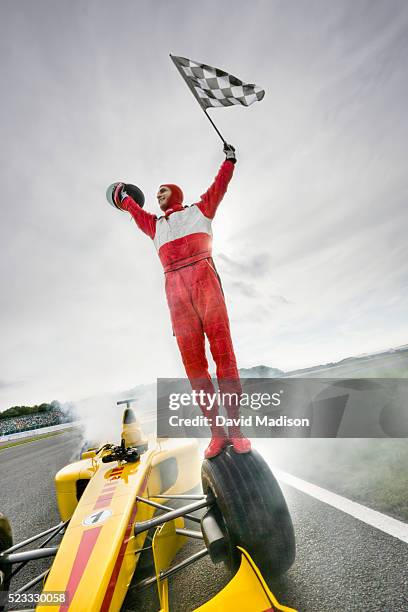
[121,160,241,420]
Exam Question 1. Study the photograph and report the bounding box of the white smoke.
[72,384,158,449]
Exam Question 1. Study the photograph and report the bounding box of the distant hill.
[239,365,284,378]
[4,345,408,419]
[283,344,408,378]
[73,343,408,414]
[233,345,408,380]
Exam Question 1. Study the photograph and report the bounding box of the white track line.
[274,468,408,544]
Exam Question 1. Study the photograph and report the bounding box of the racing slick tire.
[0,514,13,609]
[201,447,295,579]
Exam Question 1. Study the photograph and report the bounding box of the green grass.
[272,351,408,520]
[270,438,408,522]
[0,428,73,450]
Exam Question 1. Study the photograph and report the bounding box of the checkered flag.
[171,55,265,110]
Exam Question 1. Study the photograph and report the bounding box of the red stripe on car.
[59,526,102,611]
[100,472,150,611]
[93,494,115,510]
[92,479,119,510]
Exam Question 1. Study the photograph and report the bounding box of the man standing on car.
[109,144,251,459]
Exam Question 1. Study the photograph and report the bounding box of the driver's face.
[157,186,172,211]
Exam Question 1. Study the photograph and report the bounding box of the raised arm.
[108,182,157,239]
[121,196,157,240]
[195,144,236,220]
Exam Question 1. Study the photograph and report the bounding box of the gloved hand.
[223,143,236,164]
[115,182,128,208]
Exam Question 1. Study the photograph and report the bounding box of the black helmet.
[106,182,145,210]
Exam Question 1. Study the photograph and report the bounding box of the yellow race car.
[0,402,296,612]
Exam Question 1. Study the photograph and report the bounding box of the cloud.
[0,380,24,391]
[1,0,408,406]
[269,295,291,306]
[229,280,258,299]
[217,252,272,278]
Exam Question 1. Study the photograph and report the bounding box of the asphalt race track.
[1,431,407,611]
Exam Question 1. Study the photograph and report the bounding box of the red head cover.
[160,184,184,208]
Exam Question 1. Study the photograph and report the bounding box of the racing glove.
[114,183,127,209]
[223,143,236,164]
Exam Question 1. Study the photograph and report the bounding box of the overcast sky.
[1,0,408,410]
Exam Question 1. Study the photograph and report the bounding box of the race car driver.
[109,144,251,459]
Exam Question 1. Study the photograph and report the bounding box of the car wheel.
[201,446,295,579]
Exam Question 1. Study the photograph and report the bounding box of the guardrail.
[0,421,82,443]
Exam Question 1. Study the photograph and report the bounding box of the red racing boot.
[228,426,252,454]
[204,426,229,459]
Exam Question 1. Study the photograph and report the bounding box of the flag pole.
[203,110,227,144]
